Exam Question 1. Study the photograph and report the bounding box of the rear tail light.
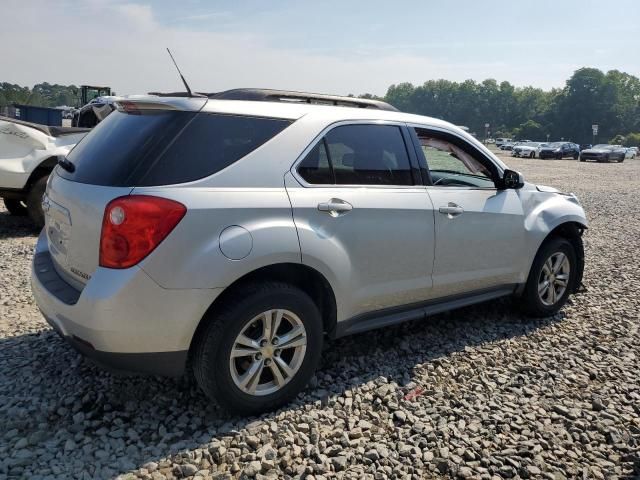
[100,195,186,269]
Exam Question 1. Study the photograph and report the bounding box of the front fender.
[521,189,587,281]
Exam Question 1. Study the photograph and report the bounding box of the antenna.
[166,48,200,97]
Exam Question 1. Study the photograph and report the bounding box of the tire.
[520,237,577,317]
[618,157,624,163]
[192,281,324,415]
[556,153,562,160]
[573,153,579,160]
[26,176,49,228]
[579,156,585,162]
[3,198,28,216]
[529,152,535,158]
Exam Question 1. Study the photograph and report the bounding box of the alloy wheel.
[229,309,307,396]
[538,252,570,306]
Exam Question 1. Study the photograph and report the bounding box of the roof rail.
[210,88,399,111]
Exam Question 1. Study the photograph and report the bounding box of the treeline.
[381,68,640,145]
[0,82,80,109]
[4,67,640,145]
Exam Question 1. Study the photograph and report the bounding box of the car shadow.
[1,297,610,479]
[0,210,40,239]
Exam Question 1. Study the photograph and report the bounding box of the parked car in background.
[31,88,587,414]
[500,141,515,151]
[0,117,90,225]
[496,138,512,147]
[579,144,592,151]
[538,142,580,160]
[625,147,637,159]
[512,142,547,158]
[579,144,627,162]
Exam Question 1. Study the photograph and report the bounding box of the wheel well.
[189,263,337,354]
[26,157,57,189]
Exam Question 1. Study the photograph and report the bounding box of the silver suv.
[32,89,587,414]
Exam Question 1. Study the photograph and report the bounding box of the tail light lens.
[100,195,186,269]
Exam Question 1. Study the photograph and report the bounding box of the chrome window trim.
[290,119,422,190]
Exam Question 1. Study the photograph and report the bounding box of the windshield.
[593,144,613,149]
[546,142,563,148]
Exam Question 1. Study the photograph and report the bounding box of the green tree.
[514,120,545,140]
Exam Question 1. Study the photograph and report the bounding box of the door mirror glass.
[502,169,524,189]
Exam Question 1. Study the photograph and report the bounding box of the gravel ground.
[1,157,639,480]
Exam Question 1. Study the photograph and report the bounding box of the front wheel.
[573,153,579,160]
[3,198,28,216]
[520,237,577,317]
[192,282,323,415]
[530,152,535,158]
[579,156,586,162]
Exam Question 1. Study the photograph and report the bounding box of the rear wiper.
[57,156,75,173]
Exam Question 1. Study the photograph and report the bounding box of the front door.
[411,127,526,298]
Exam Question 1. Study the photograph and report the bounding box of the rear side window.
[297,124,413,186]
[61,110,291,186]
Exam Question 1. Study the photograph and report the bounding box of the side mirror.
[501,169,524,189]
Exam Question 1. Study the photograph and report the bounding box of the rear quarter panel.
[135,187,301,289]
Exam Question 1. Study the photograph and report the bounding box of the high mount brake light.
[99,195,186,269]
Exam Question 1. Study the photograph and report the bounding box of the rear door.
[286,122,435,321]
[410,126,526,298]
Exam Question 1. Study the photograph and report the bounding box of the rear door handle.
[318,198,353,216]
[439,203,464,217]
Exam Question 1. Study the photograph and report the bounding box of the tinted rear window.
[60,110,291,186]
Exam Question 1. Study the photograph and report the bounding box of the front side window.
[297,124,413,186]
[414,129,495,188]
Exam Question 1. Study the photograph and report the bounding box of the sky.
[1,0,639,97]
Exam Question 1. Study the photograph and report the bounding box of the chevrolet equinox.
[32,89,587,414]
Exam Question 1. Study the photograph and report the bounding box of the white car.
[0,117,90,225]
[512,142,547,158]
[625,147,637,159]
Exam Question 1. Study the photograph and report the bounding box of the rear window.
[60,110,292,186]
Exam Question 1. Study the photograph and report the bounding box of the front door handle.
[318,198,353,216]
[439,203,464,217]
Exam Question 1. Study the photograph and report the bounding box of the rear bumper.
[43,312,188,376]
[31,231,221,376]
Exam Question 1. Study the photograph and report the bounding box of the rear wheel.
[26,176,48,228]
[520,237,577,317]
[529,151,535,158]
[3,198,28,216]
[579,155,586,162]
[192,282,323,415]
[556,152,563,160]
[573,153,579,159]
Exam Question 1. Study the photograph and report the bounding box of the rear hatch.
[44,99,292,287]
